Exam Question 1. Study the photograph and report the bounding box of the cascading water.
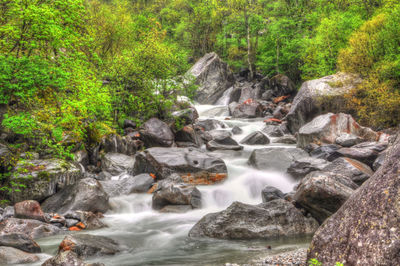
[33,104,309,266]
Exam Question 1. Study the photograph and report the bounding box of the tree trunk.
[244,10,254,80]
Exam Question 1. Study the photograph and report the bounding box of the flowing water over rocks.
[28,105,310,265]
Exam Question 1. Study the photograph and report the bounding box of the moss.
[37,171,51,180]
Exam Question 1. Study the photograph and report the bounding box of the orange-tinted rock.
[14,200,47,222]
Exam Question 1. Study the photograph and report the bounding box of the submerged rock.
[188,200,318,239]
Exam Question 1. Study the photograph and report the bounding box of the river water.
[33,104,309,266]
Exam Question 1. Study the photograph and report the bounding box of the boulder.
[14,200,47,222]
[41,178,110,215]
[287,158,330,180]
[307,134,400,265]
[286,73,362,133]
[100,173,154,197]
[262,125,284,137]
[152,180,201,210]
[206,130,243,151]
[261,186,285,203]
[248,147,309,171]
[0,246,39,264]
[0,218,62,239]
[195,119,227,131]
[159,205,193,213]
[100,134,139,156]
[101,153,135,176]
[309,144,340,160]
[42,250,103,266]
[322,157,374,185]
[175,125,202,147]
[132,147,227,185]
[327,142,387,166]
[139,118,175,147]
[272,135,297,144]
[188,52,235,104]
[335,133,363,147]
[188,200,319,239]
[269,74,296,97]
[9,159,83,203]
[63,211,106,230]
[240,131,270,145]
[294,171,358,223]
[372,151,387,171]
[0,233,41,253]
[232,100,263,118]
[58,234,122,258]
[297,113,379,148]
[231,126,243,135]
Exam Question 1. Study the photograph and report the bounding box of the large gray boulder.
[0,246,39,264]
[188,52,235,104]
[0,233,41,253]
[232,100,263,118]
[188,200,318,239]
[307,134,400,265]
[297,113,379,148]
[287,157,330,180]
[240,131,270,145]
[9,159,82,203]
[132,147,227,185]
[100,174,154,197]
[101,153,135,176]
[41,178,110,214]
[294,171,358,223]
[248,147,309,171]
[286,73,362,133]
[206,130,243,151]
[139,118,175,147]
[0,218,61,239]
[57,234,122,258]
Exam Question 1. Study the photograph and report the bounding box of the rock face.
[101,153,135,176]
[140,118,175,147]
[248,147,309,171]
[0,246,39,264]
[132,147,227,185]
[0,218,61,239]
[0,233,41,253]
[188,200,319,239]
[152,180,201,210]
[9,159,83,203]
[294,171,358,223]
[188,52,234,104]
[240,131,270,145]
[100,174,154,197]
[58,234,122,258]
[14,200,47,222]
[307,133,400,265]
[286,73,362,133]
[297,113,379,148]
[42,178,110,214]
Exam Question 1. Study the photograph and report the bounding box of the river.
[33,104,309,266]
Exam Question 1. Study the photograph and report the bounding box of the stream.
[32,104,310,266]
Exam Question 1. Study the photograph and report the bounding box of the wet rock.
[261,125,284,137]
[0,218,62,239]
[42,250,103,266]
[286,73,362,133]
[0,233,41,253]
[272,135,297,144]
[195,119,227,131]
[261,186,285,203]
[152,181,201,210]
[0,246,39,264]
[42,178,110,215]
[309,144,340,160]
[101,153,135,176]
[188,200,319,239]
[232,101,263,118]
[307,133,400,265]
[240,131,270,145]
[58,234,122,258]
[327,142,387,166]
[100,173,154,197]
[9,159,83,203]
[188,52,234,104]
[287,158,330,180]
[297,113,379,148]
[206,140,243,151]
[132,147,227,184]
[294,171,357,223]
[139,118,175,148]
[269,74,296,97]
[248,147,309,172]
[335,133,363,147]
[175,125,202,147]
[64,211,106,230]
[14,200,47,222]
[228,102,238,115]
[322,157,373,185]
[231,126,243,135]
